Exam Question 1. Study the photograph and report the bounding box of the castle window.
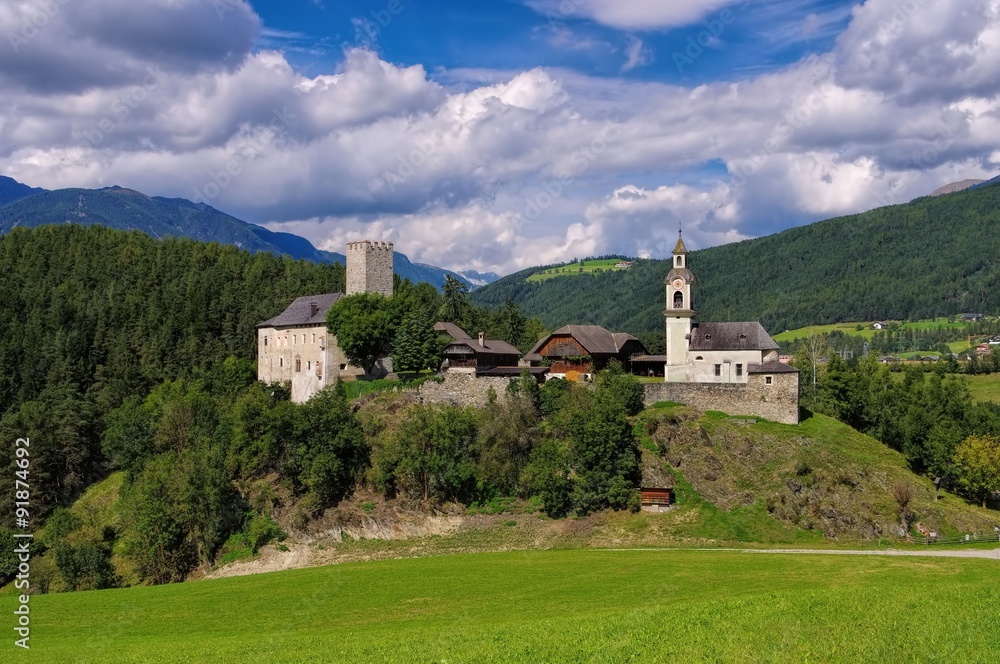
[339,364,347,371]
[312,333,316,344]
[714,364,721,377]
[307,361,311,371]
[279,358,283,368]
[263,336,268,347]
[673,291,683,309]
[765,376,773,385]
[695,356,704,361]
[295,358,301,372]
[736,364,743,377]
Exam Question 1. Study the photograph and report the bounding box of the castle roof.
[257,293,342,328]
[688,322,780,352]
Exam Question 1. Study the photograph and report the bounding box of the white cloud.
[621,37,652,72]
[526,0,743,31]
[2,0,1000,275]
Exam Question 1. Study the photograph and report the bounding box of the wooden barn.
[523,325,648,377]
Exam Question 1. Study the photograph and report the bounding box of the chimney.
[478,332,485,347]
[310,303,319,317]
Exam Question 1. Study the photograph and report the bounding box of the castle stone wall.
[643,372,799,425]
[417,372,515,409]
[346,240,394,297]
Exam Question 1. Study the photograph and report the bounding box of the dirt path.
[738,547,1000,559]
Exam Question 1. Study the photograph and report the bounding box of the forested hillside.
[0,225,343,518]
[0,182,478,289]
[472,183,1000,334]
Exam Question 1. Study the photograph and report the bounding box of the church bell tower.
[664,229,695,382]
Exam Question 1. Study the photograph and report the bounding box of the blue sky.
[1,0,998,273]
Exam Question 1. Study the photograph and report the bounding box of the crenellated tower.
[346,240,394,297]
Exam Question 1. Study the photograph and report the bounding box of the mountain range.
[0,176,497,290]
[472,177,1000,335]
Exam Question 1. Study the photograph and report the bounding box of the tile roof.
[257,293,342,328]
[445,338,522,357]
[688,322,780,351]
[748,361,799,374]
[434,322,472,340]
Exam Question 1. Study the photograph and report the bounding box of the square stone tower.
[346,240,394,297]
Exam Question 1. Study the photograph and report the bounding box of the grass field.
[527,258,631,283]
[773,317,972,344]
[24,549,1000,662]
[964,374,1000,404]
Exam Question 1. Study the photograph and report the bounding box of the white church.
[663,232,792,384]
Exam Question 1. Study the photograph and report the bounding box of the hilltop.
[472,182,1000,334]
[0,179,488,290]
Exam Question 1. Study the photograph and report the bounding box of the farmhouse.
[256,240,394,403]
[435,322,527,375]
[523,325,648,378]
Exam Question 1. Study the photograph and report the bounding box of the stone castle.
[256,240,394,403]
[256,233,799,424]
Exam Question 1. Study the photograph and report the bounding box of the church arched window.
[673,291,684,309]
[676,256,682,267]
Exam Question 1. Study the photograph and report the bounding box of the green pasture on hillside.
[527,258,632,283]
[23,549,1000,662]
[773,317,972,344]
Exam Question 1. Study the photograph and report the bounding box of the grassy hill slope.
[472,183,1000,333]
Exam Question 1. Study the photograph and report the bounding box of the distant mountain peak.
[930,179,986,196]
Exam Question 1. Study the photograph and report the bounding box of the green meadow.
[527,258,632,283]
[23,549,1000,662]
[773,317,972,344]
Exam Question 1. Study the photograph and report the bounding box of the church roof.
[673,235,688,254]
[688,322,780,351]
[257,293,342,328]
[665,267,696,283]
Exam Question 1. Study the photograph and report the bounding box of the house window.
[673,291,683,309]
[765,376,773,385]
[714,364,721,377]
[295,358,301,372]
[736,364,743,377]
